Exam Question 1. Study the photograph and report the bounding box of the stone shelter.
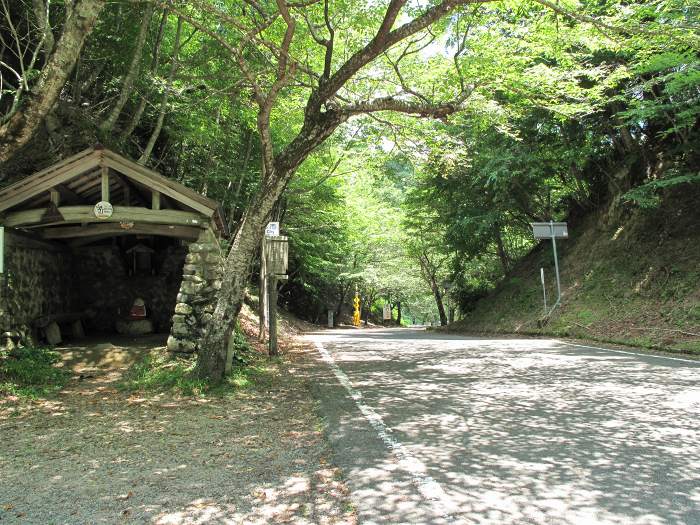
[0,146,227,353]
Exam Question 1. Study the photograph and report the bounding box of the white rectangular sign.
[531,222,568,240]
[265,221,280,237]
[383,304,392,320]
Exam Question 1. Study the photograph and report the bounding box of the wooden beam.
[42,222,201,241]
[55,184,82,205]
[151,190,161,210]
[0,149,100,212]
[3,205,208,228]
[49,188,60,206]
[103,152,216,217]
[101,165,110,202]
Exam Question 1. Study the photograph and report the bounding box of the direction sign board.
[383,304,392,320]
[531,222,568,239]
[265,221,280,237]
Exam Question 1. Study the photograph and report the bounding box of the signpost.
[383,303,392,321]
[263,231,288,356]
[265,221,280,237]
[531,221,568,315]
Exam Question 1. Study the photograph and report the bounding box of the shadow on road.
[305,329,700,524]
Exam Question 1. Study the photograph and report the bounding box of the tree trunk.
[494,223,510,274]
[196,166,297,379]
[0,0,105,164]
[32,0,55,57]
[139,15,181,165]
[258,237,267,341]
[396,301,402,326]
[121,8,168,140]
[100,4,152,134]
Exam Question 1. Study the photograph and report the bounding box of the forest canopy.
[0,0,698,377]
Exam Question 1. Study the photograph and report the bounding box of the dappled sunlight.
[307,328,700,524]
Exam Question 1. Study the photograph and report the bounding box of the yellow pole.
[353,286,361,327]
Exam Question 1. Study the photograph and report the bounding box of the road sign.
[265,221,280,237]
[531,222,568,239]
[531,221,568,315]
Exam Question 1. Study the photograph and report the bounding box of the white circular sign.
[94,201,113,219]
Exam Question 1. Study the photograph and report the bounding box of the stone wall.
[75,243,185,333]
[0,230,75,340]
[167,229,223,353]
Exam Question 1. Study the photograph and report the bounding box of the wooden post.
[258,237,268,342]
[101,166,110,202]
[268,274,278,357]
[49,188,60,206]
[151,190,161,210]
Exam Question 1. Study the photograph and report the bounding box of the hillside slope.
[452,186,700,354]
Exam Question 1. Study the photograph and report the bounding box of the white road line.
[563,342,700,364]
[313,340,460,522]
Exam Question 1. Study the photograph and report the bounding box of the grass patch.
[120,326,275,396]
[0,346,71,398]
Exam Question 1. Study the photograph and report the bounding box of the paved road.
[305,328,700,525]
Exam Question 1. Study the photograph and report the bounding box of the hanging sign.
[94,201,113,219]
[383,304,392,320]
[265,221,280,237]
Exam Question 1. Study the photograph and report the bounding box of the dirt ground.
[0,333,356,525]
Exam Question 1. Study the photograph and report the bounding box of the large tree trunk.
[396,301,402,326]
[100,4,153,134]
[420,254,447,326]
[0,0,105,164]
[196,176,288,379]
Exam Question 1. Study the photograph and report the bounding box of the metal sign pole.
[540,267,547,315]
[551,221,561,307]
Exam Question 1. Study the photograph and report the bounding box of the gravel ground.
[0,337,355,525]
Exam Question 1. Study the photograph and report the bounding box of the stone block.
[115,319,154,336]
[180,281,205,295]
[45,322,62,345]
[182,274,206,284]
[176,293,191,303]
[204,253,223,264]
[71,320,85,339]
[167,335,196,353]
[172,322,189,336]
[185,253,202,264]
[182,264,199,275]
[188,243,216,253]
[174,303,193,315]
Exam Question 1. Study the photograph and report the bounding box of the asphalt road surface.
[305,328,700,525]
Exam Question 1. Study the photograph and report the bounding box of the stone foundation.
[167,229,223,353]
[0,230,75,343]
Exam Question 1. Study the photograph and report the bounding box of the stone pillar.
[166,228,222,354]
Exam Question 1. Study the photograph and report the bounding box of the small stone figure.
[116,298,154,336]
[128,298,147,320]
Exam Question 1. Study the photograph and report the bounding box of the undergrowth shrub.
[120,325,271,396]
[0,346,71,398]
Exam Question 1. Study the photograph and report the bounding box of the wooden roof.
[0,146,228,240]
